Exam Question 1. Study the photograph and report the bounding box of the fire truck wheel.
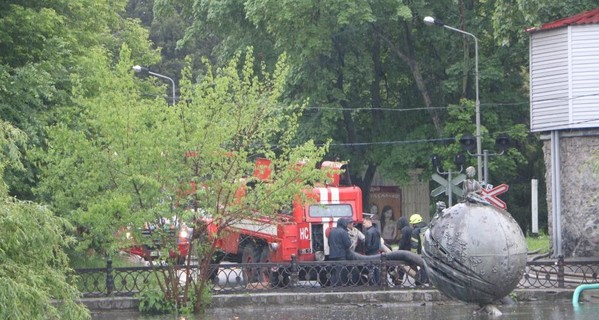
[258,246,271,283]
[258,246,286,287]
[241,243,259,283]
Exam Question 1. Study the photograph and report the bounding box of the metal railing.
[75,256,599,297]
[520,257,599,289]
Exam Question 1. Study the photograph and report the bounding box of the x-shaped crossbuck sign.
[480,184,509,209]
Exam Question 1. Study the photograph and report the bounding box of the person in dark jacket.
[363,217,381,255]
[396,216,413,251]
[363,217,381,285]
[392,216,414,285]
[396,215,429,285]
[328,217,353,286]
[328,217,353,260]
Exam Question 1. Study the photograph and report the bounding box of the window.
[309,204,353,218]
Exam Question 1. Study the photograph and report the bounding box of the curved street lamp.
[132,65,176,106]
[423,16,481,182]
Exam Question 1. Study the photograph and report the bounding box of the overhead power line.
[327,137,455,147]
[302,92,599,113]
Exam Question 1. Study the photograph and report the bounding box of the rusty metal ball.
[422,202,527,304]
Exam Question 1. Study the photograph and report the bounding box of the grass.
[526,232,551,254]
[68,250,141,269]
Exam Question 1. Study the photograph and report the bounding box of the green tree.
[0,0,160,200]
[0,120,89,320]
[180,0,445,204]
[177,0,556,229]
[492,0,599,46]
[127,0,199,87]
[35,45,328,313]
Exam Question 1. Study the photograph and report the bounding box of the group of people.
[329,212,429,259]
[329,216,381,261]
[367,204,429,254]
[328,216,382,285]
[327,207,430,286]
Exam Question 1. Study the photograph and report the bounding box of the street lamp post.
[424,16,482,182]
[132,65,176,105]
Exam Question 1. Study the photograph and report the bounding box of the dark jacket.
[328,217,353,260]
[397,217,413,251]
[364,225,381,255]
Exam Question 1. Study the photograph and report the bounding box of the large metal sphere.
[422,202,527,304]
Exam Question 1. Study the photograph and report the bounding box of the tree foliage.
[0,0,160,199]
[0,121,89,320]
[3,1,599,315]
[35,44,329,312]
[172,0,598,231]
[180,0,447,205]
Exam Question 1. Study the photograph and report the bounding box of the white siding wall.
[530,25,599,132]
[530,28,569,132]
[570,25,599,127]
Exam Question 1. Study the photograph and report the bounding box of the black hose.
[350,250,424,265]
[349,250,429,284]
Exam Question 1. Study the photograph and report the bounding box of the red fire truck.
[204,159,364,285]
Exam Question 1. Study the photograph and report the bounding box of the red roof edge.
[526,7,599,33]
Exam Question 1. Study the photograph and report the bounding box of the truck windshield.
[308,204,353,218]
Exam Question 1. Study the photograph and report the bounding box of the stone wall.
[543,129,599,257]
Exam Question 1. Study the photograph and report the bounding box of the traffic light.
[431,155,442,170]
[459,133,476,151]
[454,154,466,167]
[495,134,511,152]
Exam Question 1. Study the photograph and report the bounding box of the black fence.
[75,256,599,298]
[523,257,599,288]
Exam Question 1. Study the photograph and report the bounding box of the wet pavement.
[92,300,599,320]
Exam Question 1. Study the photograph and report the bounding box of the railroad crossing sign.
[480,184,509,209]
[430,173,466,197]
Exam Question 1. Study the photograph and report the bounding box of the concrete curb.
[81,288,574,311]
[209,289,448,308]
[81,297,139,311]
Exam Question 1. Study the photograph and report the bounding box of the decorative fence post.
[105,255,114,296]
[381,253,388,289]
[290,254,299,287]
[557,255,565,288]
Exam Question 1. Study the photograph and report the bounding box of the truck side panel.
[277,223,299,261]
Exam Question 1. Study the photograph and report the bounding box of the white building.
[528,8,599,257]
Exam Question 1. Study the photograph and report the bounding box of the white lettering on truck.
[299,227,310,240]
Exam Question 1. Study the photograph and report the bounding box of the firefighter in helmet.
[407,213,430,285]
[409,214,428,254]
